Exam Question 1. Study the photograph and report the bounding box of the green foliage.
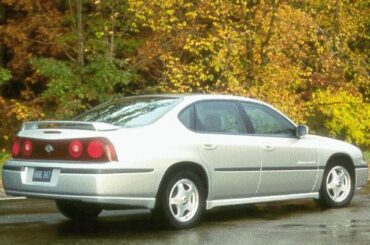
[0,152,9,180]
[307,89,370,147]
[28,0,135,118]
[31,57,131,118]
[0,68,11,85]
[0,152,8,164]
[364,151,370,165]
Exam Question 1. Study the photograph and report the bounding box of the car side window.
[178,105,194,129]
[195,101,245,134]
[241,102,296,137]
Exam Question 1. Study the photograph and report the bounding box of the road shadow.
[55,199,323,237]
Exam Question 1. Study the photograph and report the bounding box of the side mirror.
[297,124,309,138]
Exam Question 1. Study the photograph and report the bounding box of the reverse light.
[69,140,83,159]
[22,140,33,157]
[105,144,117,162]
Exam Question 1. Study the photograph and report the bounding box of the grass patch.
[364,151,370,165]
[0,152,9,189]
[0,152,9,168]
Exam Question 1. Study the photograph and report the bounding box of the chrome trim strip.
[60,168,154,174]
[215,167,260,172]
[215,166,320,171]
[206,192,319,210]
[262,166,318,171]
[6,190,156,209]
[297,161,317,165]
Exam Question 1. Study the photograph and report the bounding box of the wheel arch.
[326,152,355,180]
[156,161,210,201]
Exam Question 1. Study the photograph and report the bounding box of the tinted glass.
[241,102,296,136]
[195,101,244,134]
[75,97,181,127]
[178,106,194,129]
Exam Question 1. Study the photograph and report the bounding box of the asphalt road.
[0,183,369,245]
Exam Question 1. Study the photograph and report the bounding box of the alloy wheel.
[326,166,351,203]
[169,178,200,223]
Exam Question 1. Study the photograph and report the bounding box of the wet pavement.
[0,183,369,245]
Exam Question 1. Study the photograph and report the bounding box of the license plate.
[33,168,52,182]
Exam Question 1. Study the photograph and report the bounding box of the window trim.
[177,99,298,138]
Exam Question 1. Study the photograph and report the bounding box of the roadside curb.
[0,189,26,201]
[0,196,26,201]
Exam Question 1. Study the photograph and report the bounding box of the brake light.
[12,138,21,157]
[87,140,104,159]
[69,140,83,159]
[11,137,117,162]
[22,140,33,157]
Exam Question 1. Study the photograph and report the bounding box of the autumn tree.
[127,0,369,147]
[0,0,368,149]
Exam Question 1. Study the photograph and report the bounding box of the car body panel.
[256,135,318,195]
[197,133,261,199]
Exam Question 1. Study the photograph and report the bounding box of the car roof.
[117,93,277,114]
[142,94,297,126]
[128,93,264,104]
[181,94,260,102]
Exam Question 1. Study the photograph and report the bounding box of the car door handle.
[262,144,275,151]
[203,144,217,150]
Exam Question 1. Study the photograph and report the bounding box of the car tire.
[153,171,206,229]
[55,200,102,220]
[317,161,355,208]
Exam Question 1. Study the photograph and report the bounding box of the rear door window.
[194,101,245,134]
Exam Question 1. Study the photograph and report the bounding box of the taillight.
[87,140,104,159]
[87,139,117,161]
[12,138,21,157]
[22,140,33,157]
[69,140,83,159]
[11,137,117,162]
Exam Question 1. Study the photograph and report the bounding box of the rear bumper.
[2,160,160,209]
[5,190,155,209]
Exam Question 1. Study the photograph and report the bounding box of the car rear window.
[74,96,181,127]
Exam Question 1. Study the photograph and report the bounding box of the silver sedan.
[2,94,368,229]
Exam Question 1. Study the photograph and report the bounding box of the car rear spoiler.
[21,121,119,131]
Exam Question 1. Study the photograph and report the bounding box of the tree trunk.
[244,0,261,85]
[76,0,84,83]
[260,0,280,67]
[0,3,5,67]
